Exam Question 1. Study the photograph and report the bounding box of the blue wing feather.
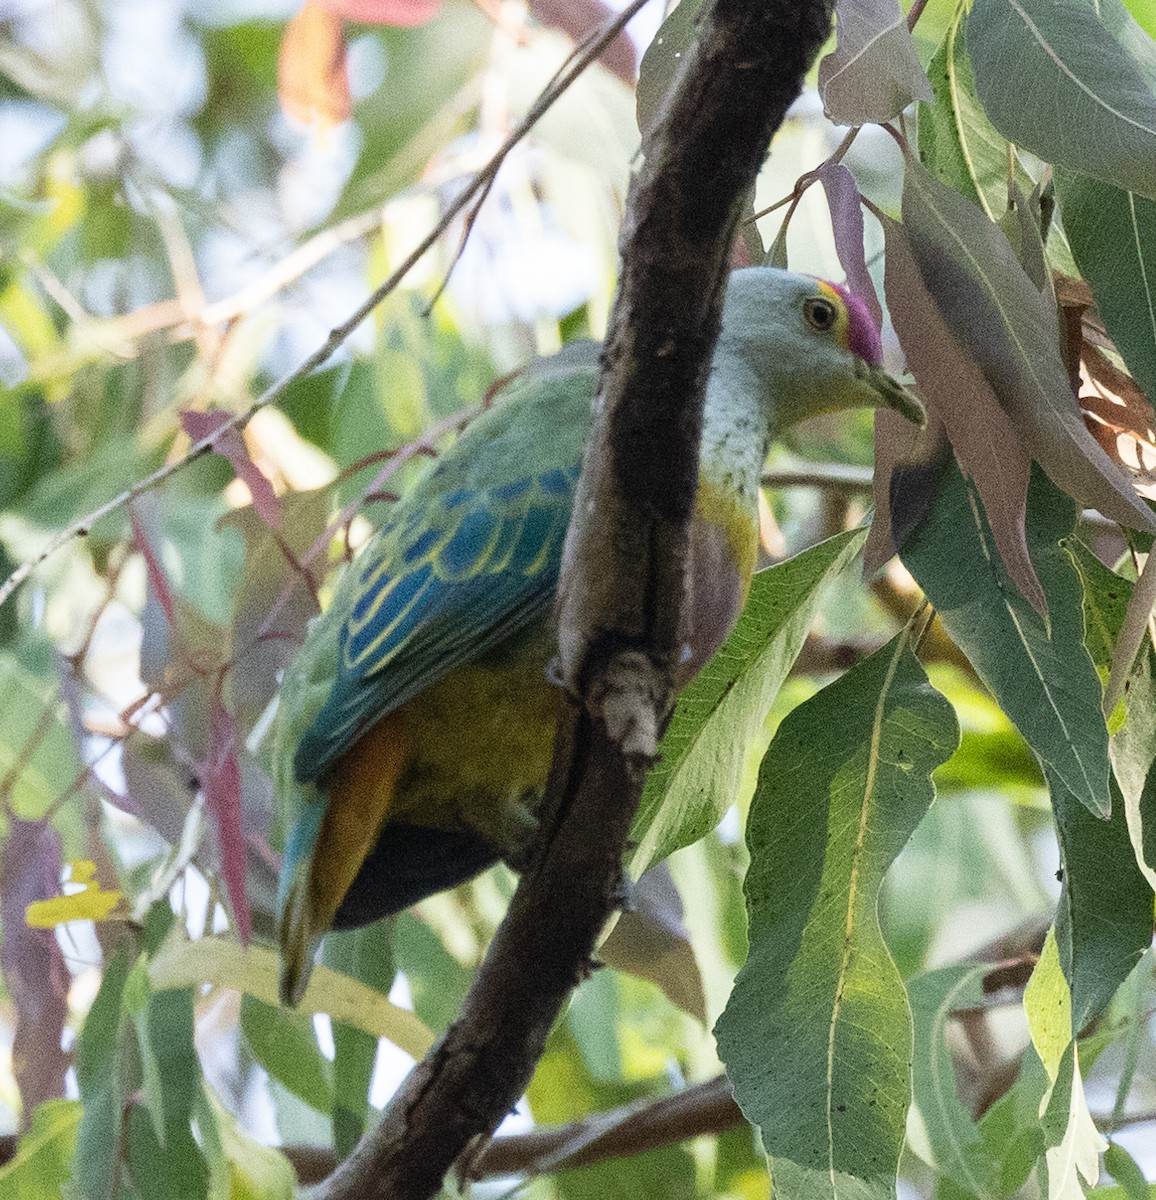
[294,463,579,783]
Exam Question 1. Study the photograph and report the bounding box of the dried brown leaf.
[1082,344,1156,443]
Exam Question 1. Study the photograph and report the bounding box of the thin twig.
[0,0,655,613]
[750,42,938,238]
[906,0,930,31]
[741,0,936,239]
[762,461,874,490]
[196,206,392,329]
[21,250,90,325]
[426,0,648,312]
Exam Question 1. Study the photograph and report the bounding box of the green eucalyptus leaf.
[0,1099,81,1200]
[716,633,958,1200]
[908,965,998,1199]
[918,7,1022,218]
[1024,933,1108,1197]
[631,528,868,876]
[636,0,706,136]
[1073,541,1156,832]
[901,460,1111,817]
[0,653,81,823]
[971,1047,1050,1197]
[208,1091,296,1200]
[73,940,136,1200]
[1104,1143,1152,1200]
[902,156,1156,534]
[240,994,335,1115]
[818,0,933,125]
[125,1107,209,1200]
[1048,768,1151,1030]
[1047,545,1154,1025]
[968,0,1156,200]
[917,8,1079,273]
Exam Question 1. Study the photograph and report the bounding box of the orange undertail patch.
[307,708,412,939]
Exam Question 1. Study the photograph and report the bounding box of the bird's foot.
[609,867,636,913]
[497,795,542,870]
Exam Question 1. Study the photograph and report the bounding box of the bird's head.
[716,267,925,433]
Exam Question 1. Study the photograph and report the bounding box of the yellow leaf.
[25,860,123,928]
[1024,928,1070,1078]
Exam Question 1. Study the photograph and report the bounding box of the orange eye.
[804,296,838,332]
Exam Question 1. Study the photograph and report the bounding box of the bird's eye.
[804,296,839,332]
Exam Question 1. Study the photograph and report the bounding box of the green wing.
[293,347,598,783]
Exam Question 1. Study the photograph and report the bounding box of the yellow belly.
[332,617,560,859]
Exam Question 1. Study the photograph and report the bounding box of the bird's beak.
[856,359,926,428]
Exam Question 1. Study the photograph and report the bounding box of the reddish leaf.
[118,734,280,929]
[219,491,328,733]
[181,410,281,532]
[0,819,69,1123]
[883,214,1044,613]
[278,2,352,128]
[731,233,755,269]
[131,502,173,623]
[902,155,1156,535]
[203,699,251,945]
[530,0,637,85]
[318,0,441,24]
[814,161,881,328]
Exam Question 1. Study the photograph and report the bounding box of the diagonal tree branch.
[319,3,836,1198]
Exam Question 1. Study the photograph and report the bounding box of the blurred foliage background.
[1,0,1156,1197]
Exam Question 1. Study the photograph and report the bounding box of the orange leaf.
[279,2,352,129]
